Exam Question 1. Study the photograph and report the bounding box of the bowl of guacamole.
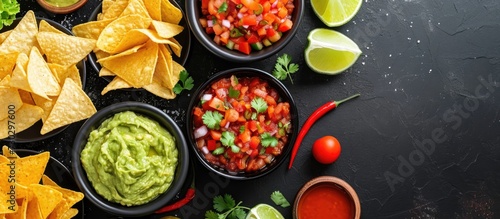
[72,101,189,217]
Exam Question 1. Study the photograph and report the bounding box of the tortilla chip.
[105,30,149,54]
[121,0,151,18]
[14,183,28,201]
[0,52,18,80]
[29,184,63,219]
[18,90,35,105]
[151,20,184,39]
[0,11,38,55]
[38,20,65,35]
[101,0,129,20]
[96,14,152,53]
[0,155,17,213]
[25,194,43,219]
[27,47,60,98]
[36,32,96,67]
[46,186,83,219]
[41,175,59,187]
[9,53,31,92]
[0,85,23,120]
[101,76,132,95]
[72,19,113,40]
[16,151,50,185]
[160,0,182,24]
[98,67,115,77]
[144,79,176,99]
[100,40,158,87]
[0,30,12,44]
[58,208,78,219]
[97,43,145,63]
[167,37,182,57]
[32,94,56,123]
[144,0,161,20]
[40,78,96,135]
[0,104,43,139]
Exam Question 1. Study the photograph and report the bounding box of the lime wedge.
[305,28,362,75]
[311,0,362,27]
[245,204,284,219]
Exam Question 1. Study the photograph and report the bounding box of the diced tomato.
[266,28,281,42]
[248,120,258,132]
[241,14,258,26]
[212,23,224,35]
[253,88,267,98]
[225,108,240,122]
[277,6,288,18]
[262,1,271,13]
[239,129,251,143]
[246,33,260,44]
[278,19,293,32]
[220,30,230,44]
[209,130,222,140]
[237,42,251,55]
[209,97,226,111]
[265,95,277,106]
[202,0,210,9]
[208,0,217,15]
[207,140,217,150]
[241,0,261,11]
[215,88,228,99]
[249,136,260,149]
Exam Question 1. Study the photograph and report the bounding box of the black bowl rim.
[71,101,189,216]
[1,16,86,143]
[186,67,299,180]
[86,0,192,78]
[185,0,305,63]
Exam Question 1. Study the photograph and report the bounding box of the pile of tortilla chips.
[0,146,84,219]
[0,11,97,138]
[72,0,187,100]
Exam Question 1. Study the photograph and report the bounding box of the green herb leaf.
[205,210,220,219]
[202,111,223,129]
[261,133,278,147]
[239,126,245,134]
[231,145,240,153]
[251,97,268,113]
[229,86,240,99]
[270,191,290,207]
[173,70,194,94]
[212,147,225,155]
[272,53,299,84]
[0,0,20,30]
[213,194,234,212]
[220,131,235,147]
[230,208,247,219]
[218,2,228,13]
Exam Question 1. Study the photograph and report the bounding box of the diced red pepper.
[207,140,217,150]
[266,28,281,42]
[209,97,226,112]
[237,42,251,54]
[241,14,258,26]
[278,19,293,32]
[249,136,260,149]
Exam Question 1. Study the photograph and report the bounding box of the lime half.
[311,0,363,27]
[305,28,362,75]
[245,204,284,219]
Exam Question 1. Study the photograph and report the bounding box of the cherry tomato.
[312,136,341,164]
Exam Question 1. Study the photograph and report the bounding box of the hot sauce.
[297,183,355,219]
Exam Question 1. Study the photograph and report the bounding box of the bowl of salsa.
[186,67,298,179]
[185,0,304,62]
[72,101,190,217]
[293,176,361,219]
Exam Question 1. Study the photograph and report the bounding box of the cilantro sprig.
[205,194,250,219]
[251,97,267,113]
[173,70,194,94]
[202,111,223,129]
[260,132,278,147]
[270,191,290,207]
[272,53,299,83]
[220,131,240,153]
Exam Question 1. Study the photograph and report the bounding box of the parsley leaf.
[212,147,225,155]
[261,132,278,147]
[173,70,194,94]
[272,53,299,84]
[229,86,240,99]
[202,111,223,129]
[218,2,228,13]
[230,208,247,219]
[213,194,235,212]
[251,97,268,113]
[270,191,290,207]
[205,210,220,219]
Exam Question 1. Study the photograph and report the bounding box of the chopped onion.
[243,25,249,29]
[272,0,278,8]
[237,12,243,19]
[201,94,213,101]
[194,125,208,139]
[207,20,214,27]
[222,19,231,28]
[224,121,230,129]
[201,146,209,154]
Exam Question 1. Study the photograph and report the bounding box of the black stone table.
[2,0,499,218]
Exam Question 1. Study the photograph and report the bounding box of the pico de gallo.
[200,0,295,54]
[192,75,292,172]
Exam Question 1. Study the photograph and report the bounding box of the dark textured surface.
[2,0,500,218]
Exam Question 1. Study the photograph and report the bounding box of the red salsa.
[200,0,295,54]
[298,183,355,219]
[192,75,292,172]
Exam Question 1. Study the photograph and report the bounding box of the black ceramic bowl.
[71,102,189,217]
[186,67,298,180]
[185,0,304,62]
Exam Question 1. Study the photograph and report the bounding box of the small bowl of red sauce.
[294,176,361,219]
[186,67,298,180]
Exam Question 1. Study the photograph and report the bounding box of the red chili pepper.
[288,94,360,169]
[155,178,196,214]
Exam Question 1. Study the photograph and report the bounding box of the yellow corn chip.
[143,79,176,99]
[101,76,132,95]
[96,14,152,53]
[0,104,43,139]
[144,0,161,20]
[98,67,116,77]
[32,94,56,123]
[9,53,31,92]
[121,0,151,18]
[27,47,60,98]
[72,19,113,40]
[29,184,63,219]
[0,82,23,120]
[160,0,182,24]
[0,30,12,44]
[0,52,18,80]
[101,0,129,20]
[41,78,96,135]
[0,11,38,55]
[151,20,184,39]
[36,32,96,67]
[38,20,64,35]
[18,90,35,105]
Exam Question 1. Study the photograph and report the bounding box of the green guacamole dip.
[44,0,79,7]
[81,111,178,206]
